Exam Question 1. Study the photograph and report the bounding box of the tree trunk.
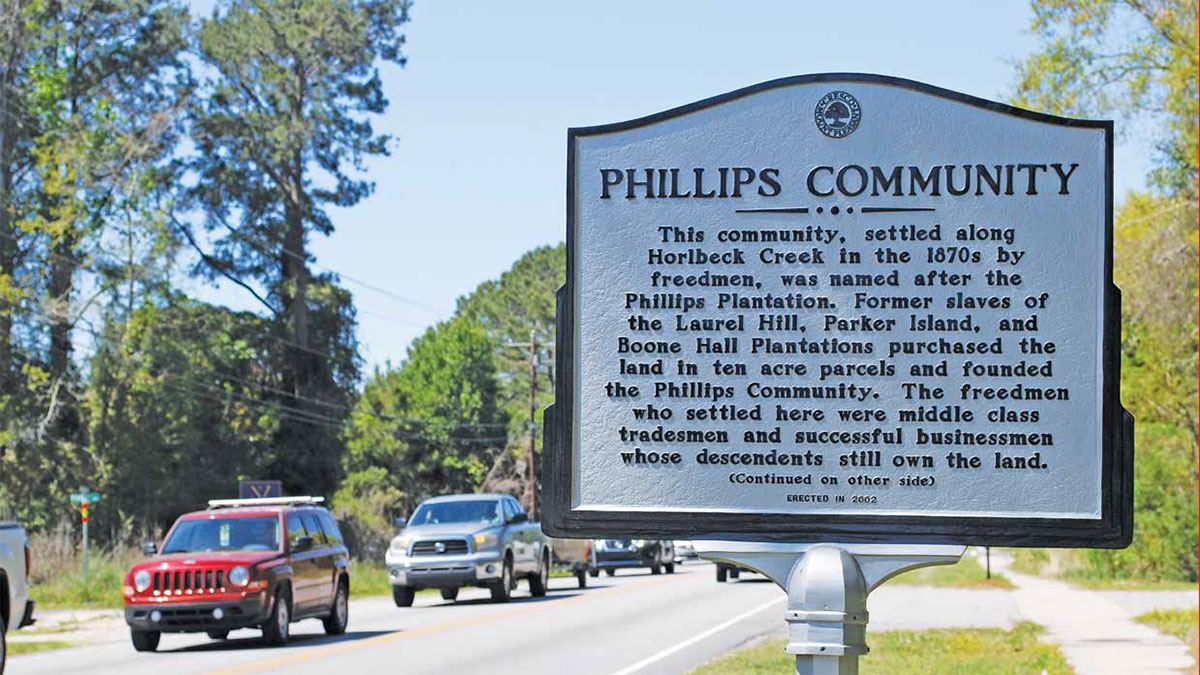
[47,232,74,381]
[0,0,22,388]
[281,168,310,397]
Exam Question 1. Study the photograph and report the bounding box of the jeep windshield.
[162,516,281,553]
[409,500,501,526]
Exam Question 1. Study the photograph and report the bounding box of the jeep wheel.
[529,552,549,597]
[206,630,230,640]
[575,570,587,588]
[588,568,599,578]
[323,580,349,635]
[490,557,513,603]
[440,587,459,602]
[605,569,615,577]
[392,586,415,607]
[131,629,161,652]
[261,586,291,646]
[665,562,676,574]
[730,567,741,580]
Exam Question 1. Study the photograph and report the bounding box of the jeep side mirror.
[142,541,157,556]
[394,516,407,528]
[508,513,528,524]
[294,536,313,552]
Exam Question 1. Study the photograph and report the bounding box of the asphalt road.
[9,562,787,675]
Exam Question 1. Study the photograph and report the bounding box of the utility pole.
[526,330,537,517]
[502,334,553,518]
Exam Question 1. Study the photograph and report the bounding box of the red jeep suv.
[123,496,349,651]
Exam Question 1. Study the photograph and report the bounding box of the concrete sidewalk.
[999,564,1195,675]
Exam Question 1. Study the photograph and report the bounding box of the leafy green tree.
[87,295,291,531]
[1011,0,1198,195]
[342,316,507,519]
[0,0,188,529]
[455,244,564,509]
[185,0,410,494]
[1013,0,1198,581]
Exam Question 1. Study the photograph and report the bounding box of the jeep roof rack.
[206,496,325,509]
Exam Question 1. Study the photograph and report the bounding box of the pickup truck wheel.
[716,565,728,583]
[575,570,587,588]
[323,579,349,635]
[392,586,415,607]
[490,558,513,603]
[588,568,599,578]
[604,569,615,577]
[206,630,230,640]
[261,587,291,646]
[440,587,459,602]
[529,552,549,597]
[130,629,161,652]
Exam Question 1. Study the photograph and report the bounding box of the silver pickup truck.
[0,521,35,674]
[385,494,551,606]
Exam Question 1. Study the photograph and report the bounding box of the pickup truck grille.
[411,539,469,556]
[154,569,225,592]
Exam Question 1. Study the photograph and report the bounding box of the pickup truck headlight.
[473,532,499,551]
[229,565,250,587]
[390,537,410,556]
[133,570,152,592]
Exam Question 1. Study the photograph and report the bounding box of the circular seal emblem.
[814,91,861,139]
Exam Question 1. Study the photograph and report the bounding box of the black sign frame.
[541,73,1132,548]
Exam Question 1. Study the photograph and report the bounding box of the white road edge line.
[607,595,786,675]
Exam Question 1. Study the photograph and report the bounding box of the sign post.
[69,487,101,586]
[542,74,1132,672]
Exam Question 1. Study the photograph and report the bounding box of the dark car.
[123,496,349,652]
[589,539,675,577]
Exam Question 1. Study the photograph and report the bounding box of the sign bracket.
[697,541,965,674]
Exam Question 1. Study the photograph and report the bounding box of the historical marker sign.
[542,74,1132,547]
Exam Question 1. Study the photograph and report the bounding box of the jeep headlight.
[133,570,152,592]
[229,565,250,587]
[473,532,499,551]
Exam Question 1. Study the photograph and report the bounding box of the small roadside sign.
[239,480,283,499]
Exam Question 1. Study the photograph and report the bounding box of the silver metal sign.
[542,73,1131,547]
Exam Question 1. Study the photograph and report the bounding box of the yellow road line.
[202,573,690,675]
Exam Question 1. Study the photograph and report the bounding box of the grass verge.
[688,622,1071,675]
[1135,608,1198,661]
[8,640,78,656]
[887,553,1013,589]
[32,553,131,610]
[1065,577,1199,591]
[349,560,394,598]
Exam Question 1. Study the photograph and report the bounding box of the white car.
[673,540,698,563]
[0,521,35,673]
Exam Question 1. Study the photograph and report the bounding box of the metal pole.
[986,547,991,580]
[81,504,89,587]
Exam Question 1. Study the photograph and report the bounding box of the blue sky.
[186,0,1153,375]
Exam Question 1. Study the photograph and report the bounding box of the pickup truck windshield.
[409,500,502,526]
[162,517,281,553]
